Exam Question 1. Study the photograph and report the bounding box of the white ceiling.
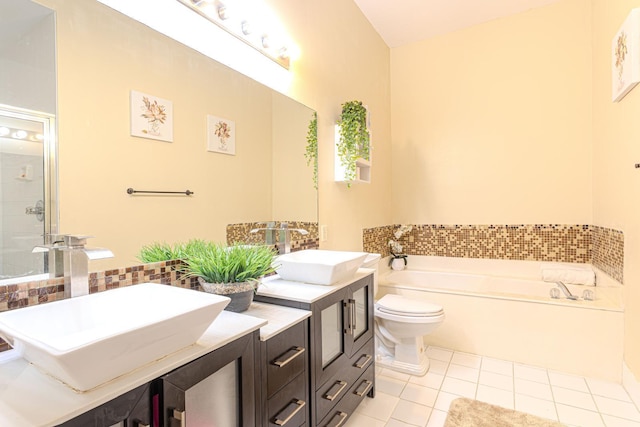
[353,0,563,47]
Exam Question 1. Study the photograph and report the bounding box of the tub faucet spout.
[555,281,579,300]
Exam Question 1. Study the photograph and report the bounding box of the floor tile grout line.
[361,347,640,427]
[582,379,608,427]
[546,367,562,423]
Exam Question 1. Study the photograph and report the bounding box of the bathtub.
[377,256,624,381]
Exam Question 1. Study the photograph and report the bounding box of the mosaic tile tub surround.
[591,225,624,284]
[363,224,624,283]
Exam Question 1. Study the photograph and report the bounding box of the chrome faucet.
[555,281,579,300]
[33,234,114,298]
[250,221,309,254]
[250,221,278,245]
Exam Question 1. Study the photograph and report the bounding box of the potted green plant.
[184,242,278,312]
[337,100,370,185]
[304,111,318,190]
[137,241,186,263]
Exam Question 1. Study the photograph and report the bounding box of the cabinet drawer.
[317,364,375,427]
[315,341,374,422]
[266,321,307,398]
[267,372,308,427]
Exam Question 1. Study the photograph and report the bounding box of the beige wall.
[272,0,393,251]
[34,0,392,268]
[389,0,640,382]
[592,0,640,379]
[390,0,592,225]
[271,93,316,221]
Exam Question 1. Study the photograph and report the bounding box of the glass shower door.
[0,105,56,280]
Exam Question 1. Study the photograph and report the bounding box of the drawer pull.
[273,399,306,426]
[325,411,348,427]
[354,354,372,369]
[272,346,305,368]
[354,379,373,397]
[136,424,150,427]
[324,380,347,401]
[172,409,186,427]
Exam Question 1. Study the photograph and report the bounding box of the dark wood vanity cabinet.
[160,330,258,427]
[256,273,376,427]
[258,319,310,427]
[57,383,152,427]
[312,275,375,426]
[56,331,258,427]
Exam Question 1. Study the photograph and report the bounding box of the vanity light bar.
[0,126,43,142]
[177,0,290,69]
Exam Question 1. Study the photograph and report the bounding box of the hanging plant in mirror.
[337,100,370,185]
[305,111,318,190]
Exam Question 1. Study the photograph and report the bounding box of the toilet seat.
[376,294,444,317]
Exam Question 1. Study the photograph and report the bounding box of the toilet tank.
[361,253,381,295]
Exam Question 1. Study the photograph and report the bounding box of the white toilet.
[362,254,445,376]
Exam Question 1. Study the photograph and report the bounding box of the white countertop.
[0,270,371,426]
[0,311,267,427]
[244,302,311,341]
[257,268,374,304]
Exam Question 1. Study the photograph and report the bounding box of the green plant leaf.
[337,100,370,186]
[184,241,278,284]
[304,111,318,190]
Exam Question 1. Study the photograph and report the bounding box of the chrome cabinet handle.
[325,411,348,427]
[136,423,150,427]
[354,354,372,369]
[349,298,356,334]
[273,399,306,425]
[354,379,373,397]
[324,380,348,401]
[272,346,305,367]
[172,409,186,427]
[343,301,350,334]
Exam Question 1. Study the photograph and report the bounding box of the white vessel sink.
[0,283,229,391]
[276,249,368,285]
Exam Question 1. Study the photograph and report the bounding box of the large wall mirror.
[0,0,318,281]
[0,0,56,281]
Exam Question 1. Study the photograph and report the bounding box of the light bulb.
[217,5,228,20]
[261,35,270,48]
[241,20,252,35]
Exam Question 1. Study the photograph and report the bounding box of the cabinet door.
[313,288,350,387]
[346,275,374,357]
[57,383,151,427]
[161,331,257,427]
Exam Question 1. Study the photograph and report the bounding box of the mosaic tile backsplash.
[363,224,624,283]
[0,223,319,352]
[226,221,319,252]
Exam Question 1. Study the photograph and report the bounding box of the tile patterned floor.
[346,346,640,427]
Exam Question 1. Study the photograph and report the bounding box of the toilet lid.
[376,294,444,317]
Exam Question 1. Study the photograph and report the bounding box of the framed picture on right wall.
[612,8,640,102]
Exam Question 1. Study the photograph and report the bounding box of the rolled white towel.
[541,265,595,286]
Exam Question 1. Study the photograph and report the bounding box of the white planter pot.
[391,258,406,271]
